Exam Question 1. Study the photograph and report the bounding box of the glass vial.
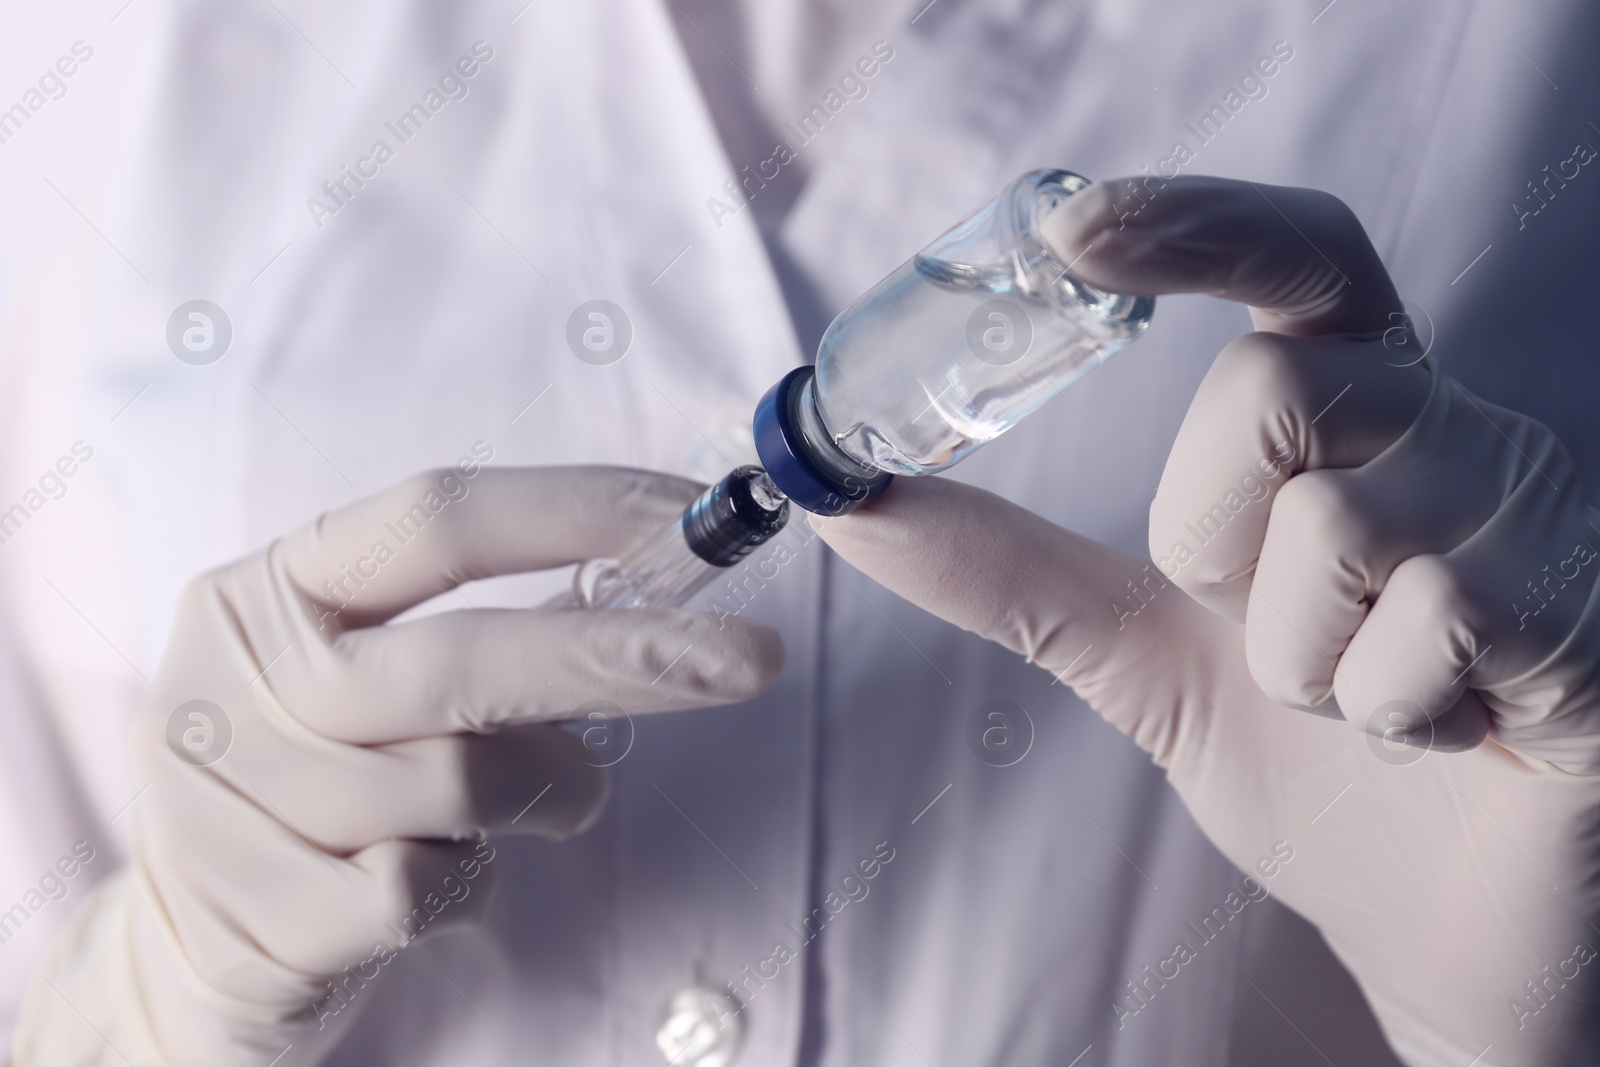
[547,466,790,611]
[754,169,1154,514]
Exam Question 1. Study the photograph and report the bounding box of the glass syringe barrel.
[549,466,790,611]
[754,169,1155,515]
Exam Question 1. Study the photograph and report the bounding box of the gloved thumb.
[813,477,1234,766]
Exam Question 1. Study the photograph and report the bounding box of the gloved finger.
[1146,330,1431,620]
[209,717,608,850]
[276,837,498,978]
[270,604,785,743]
[1333,479,1600,760]
[276,466,702,632]
[1328,552,1498,752]
[814,477,1236,768]
[1247,366,1590,714]
[139,768,499,996]
[1038,174,1401,336]
[1243,467,1475,713]
[1243,376,1507,709]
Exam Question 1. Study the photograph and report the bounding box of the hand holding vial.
[816,175,1600,1066]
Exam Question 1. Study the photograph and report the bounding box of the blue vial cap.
[752,367,893,516]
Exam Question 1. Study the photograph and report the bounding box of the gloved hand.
[816,176,1600,1066]
[15,466,784,1066]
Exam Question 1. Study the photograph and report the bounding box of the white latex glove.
[15,466,784,1067]
[817,176,1600,1066]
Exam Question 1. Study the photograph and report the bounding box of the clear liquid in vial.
[811,236,1150,476]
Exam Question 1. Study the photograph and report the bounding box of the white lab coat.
[0,1,1595,1064]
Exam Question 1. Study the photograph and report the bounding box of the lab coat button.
[654,984,744,1067]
